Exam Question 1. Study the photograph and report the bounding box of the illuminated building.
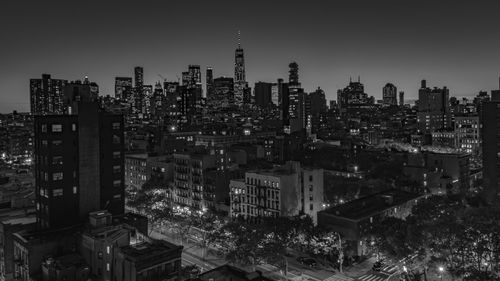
[115,77,132,103]
[382,83,398,106]
[30,74,67,115]
[234,31,247,107]
[417,80,451,133]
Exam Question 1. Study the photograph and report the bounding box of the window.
[42,140,48,147]
[52,156,63,165]
[106,246,110,254]
[41,124,47,133]
[51,124,62,132]
[53,189,63,197]
[113,151,121,159]
[112,122,121,130]
[52,172,63,181]
[113,194,121,199]
[310,204,313,211]
[113,180,121,187]
[309,185,313,192]
[52,140,62,146]
[112,135,120,144]
[309,175,313,182]
[73,186,77,194]
[113,165,121,173]
[72,123,77,131]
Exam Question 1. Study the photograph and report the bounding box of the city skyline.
[2,0,500,113]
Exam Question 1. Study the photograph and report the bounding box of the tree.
[221,221,268,270]
[369,217,414,261]
[195,212,225,260]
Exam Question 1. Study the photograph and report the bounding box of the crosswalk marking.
[385,265,398,273]
[357,274,386,281]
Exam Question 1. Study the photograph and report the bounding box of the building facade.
[30,74,67,115]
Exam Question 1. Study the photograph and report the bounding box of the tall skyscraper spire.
[237,30,241,48]
[234,31,246,106]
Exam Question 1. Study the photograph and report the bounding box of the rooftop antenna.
[358,76,360,83]
[237,30,241,48]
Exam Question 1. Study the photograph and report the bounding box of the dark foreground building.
[34,81,125,229]
[482,90,500,200]
[318,189,423,256]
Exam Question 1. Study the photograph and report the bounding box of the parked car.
[297,256,317,268]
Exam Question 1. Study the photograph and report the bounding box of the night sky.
[2,0,500,113]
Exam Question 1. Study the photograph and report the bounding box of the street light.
[438,266,444,281]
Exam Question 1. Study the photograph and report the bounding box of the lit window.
[51,124,62,132]
[52,172,63,181]
[52,140,62,146]
[113,180,121,187]
[41,124,47,133]
[112,122,121,130]
[73,186,77,194]
[72,124,76,131]
[52,156,63,165]
[113,151,121,159]
[53,189,63,197]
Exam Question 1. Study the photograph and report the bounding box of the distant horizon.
[2,0,500,113]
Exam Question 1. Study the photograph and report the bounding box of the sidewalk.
[341,256,377,279]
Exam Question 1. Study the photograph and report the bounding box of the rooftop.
[120,239,182,260]
[320,189,421,221]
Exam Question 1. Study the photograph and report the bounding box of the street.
[149,227,348,281]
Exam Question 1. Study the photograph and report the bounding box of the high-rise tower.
[234,31,247,106]
[30,74,68,115]
[206,67,214,99]
[134,66,144,89]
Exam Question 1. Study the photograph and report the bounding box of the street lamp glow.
[439,266,444,272]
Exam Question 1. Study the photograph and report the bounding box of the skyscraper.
[34,83,125,229]
[206,67,214,99]
[287,62,306,133]
[234,31,247,107]
[336,77,371,116]
[254,82,273,108]
[399,91,405,106]
[115,77,133,100]
[417,80,451,133]
[30,74,67,115]
[309,87,327,116]
[209,77,234,110]
[134,66,144,89]
[278,78,290,126]
[382,83,398,106]
[288,62,299,87]
[183,65,202,89]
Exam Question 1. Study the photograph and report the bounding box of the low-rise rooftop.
[321,189,421,221]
